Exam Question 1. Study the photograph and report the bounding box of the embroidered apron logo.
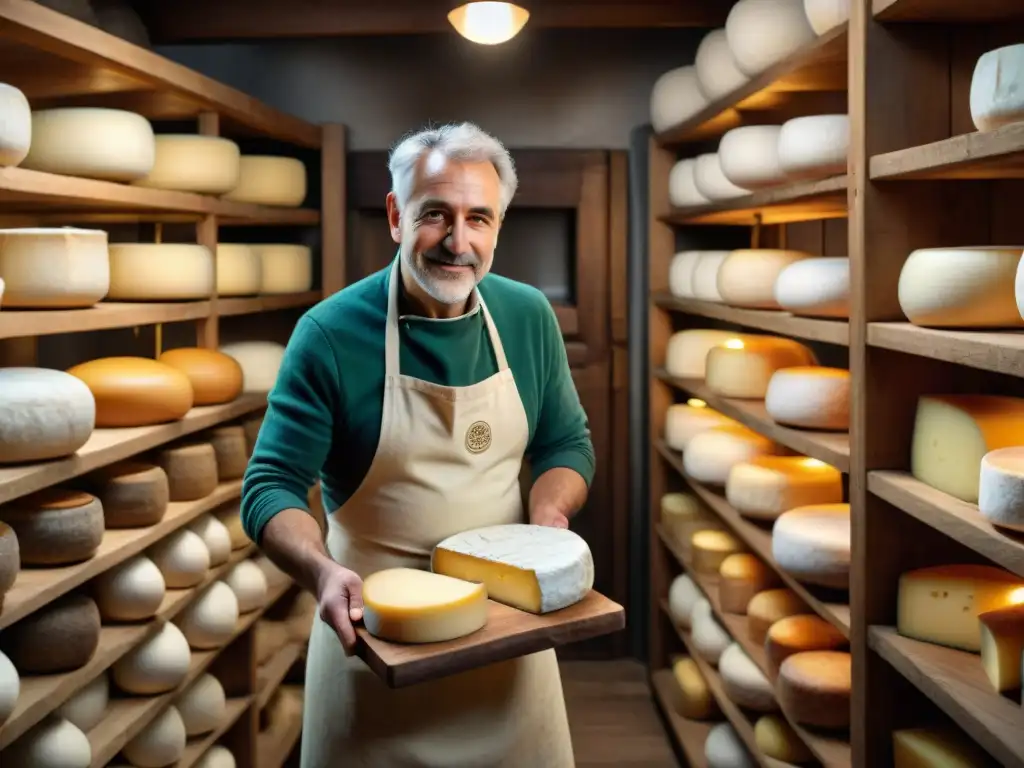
[465,420,492,453]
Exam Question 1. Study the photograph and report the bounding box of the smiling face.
[386,149,503,317]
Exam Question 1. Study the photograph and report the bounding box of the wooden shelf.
[256,644,303,710]
[867,323,1024,378]
[649,669,713,768]
[661,175,848,226]
[256,686,304,768]
[870,123,1024,180]
[0,301,212,340]
[656,370,851,470]
[869,471,1024,578]
[873,0,1024,22]
[655,25,849,149]
[869,627,1024,768]
[218,292,322,317]
[174,697,252,768]
[652,293,850,346]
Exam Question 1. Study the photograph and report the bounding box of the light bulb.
[686,398,707,409]
[448,2,530,45]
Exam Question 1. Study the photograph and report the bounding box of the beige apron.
[299,259,575,768]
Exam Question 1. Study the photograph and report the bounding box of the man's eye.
[423,211,444,221]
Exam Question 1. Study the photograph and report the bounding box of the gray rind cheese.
[208,425,248,481]
[156,441,219,501]
[0,367,96,464]
[0,489,104,566]
[86,461,169,528]
[0,593,101,674]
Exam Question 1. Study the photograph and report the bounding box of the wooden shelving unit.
[645,1,1024,766]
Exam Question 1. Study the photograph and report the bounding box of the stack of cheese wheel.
[667,573,703,628]
[664,329,736,379]
[132,134,241,194]
[107,243,216,301]
[970,43,1024,132]
[217,244,262,296]
[661,492,723,557]
[774,256,851,318]
[718,126,786,190]
[765,366,851,430]
[979,447,1024,532]
[156,440,219,502]
[772,503,851,589]
[726,456,844,521]
[0,367,95,464]
[694,28,748,101]
[254,244,314,293]
[84,461,170,529]
[668,159,711,208]
[705,335,817,399]
[225,155,308,207]
[664,398,738,452]
[671,656,720,720]
[717,249,813,309]
[777,114,850,180]
[748,588,807,643]
[691,252,731,302]
[668,251,704,298]
[684,424,782,486]
[66,356,195,428]
[725,0,817,76]
[650,66,708,134]
[693,153,749,201]
[220,341,287,392]
[0,227,111,308]
[0,82,31,168]
[207,425,249,481]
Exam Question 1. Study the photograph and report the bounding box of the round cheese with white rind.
[123,705,187,768]
[55,671,108,732]
[224,559,268,614]
[220,341,287,392]
[112,622,191,694]
[665,402,738,452]
[0,367,95,464]
[93,555,166,622]
[774,256,850,317]
[668,159,710,208]
[0,489,104,566]
[0,522,17,611]
[650,66,708,134]
[695,28,749,100]
[690,598,731,666]
[148,529,211,588]
[177,581,240,649]
[0,227,110,309]
[726,456,844,521]
[217,244,261,296]
[705,722,757,768]
[684,425,781,486]
[255,244,314,294]
[107,243,215,301]
[772,504,850,589]
[725,0,817,76]
[899,247,1024,328]
[717,249,812,309]
[669,251,703,298]
[175,673,226,736]
[132,134,241,194]
[804,0,849,34]
[0,648,18,724]
[970,44,1024,133]
[705,336,818,399]
[718,126,786,190]
[691,252,731,302]
[693,153,749,201]
[778,114,850,180]
[224,155,307,207]
[0,83,30,167]
[765,366,850,430]
[979,447,1024,531]
[4,715,92,768]
[196,745,236,768]
[719,643,778,712]
[668,574,702,629]
[188,514,232,566]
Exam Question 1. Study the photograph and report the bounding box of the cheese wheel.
[207,425,248,480]
[650,66,708,134]
[898,247,1024,328]
[661,492,720,554]
[691,252,731,302]
[22,107,155,181]
[176,673,226,736]
[224,155,307,207]
[979,447,1024,531]
[0,227,110,308]
[148,529,211,588]
[748,588,807,644]
[705,722,756,768]
[691,529,745,574]
[765,366,850,430]
[911,394,1024,503]
[725,0,817,76]
[107,243,215,301]
[717,249,812,309]
[362,567,488,643]
[755,715,813,763]
[157,347,243,406]
[671,656,719,719]
[255,244,314,294]
[668,159,710,208]
[0,593,101,673]
[67,357,194,428]
[804,0,849,33]
[112,622,191,694]
[718,126,786,190]
[726,456,844,521]
[156,441,219,501]
[0,648,19,725]
[693,153,748,201]
[132,134,241,194]
[220,341,287,392]
[215,502,249,549]
[684,424,781,486]
[4,715,92,768]
[705,335,817,399]
[719,643,777,712]
[93,555,166,621]
[772,503,851,589]
[664,329,735,379]
[0,489,104,566]
[773,256,850,317]
[123,705,187,768]
[224,559,268,614]
[893,727,997,768]
[691,598,731,665]
[695,28,748,100]
[0,83,30,167]
[778,114,850,180]
[668,574,703,629]
[718,553,779,614]
[86,461,169,529]
[0,522,17,611]
[55,671,108,732]
[970,44,1024,132]
[217,244,261,296]
[196,746,236,768]
[665,401,738,452]
[776,650,851,729]
[188,514,233,567]
[668,251,703,298]
[177,581,239,649]
[765,614,847,678]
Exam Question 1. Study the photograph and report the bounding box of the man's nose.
[444,220,470,253]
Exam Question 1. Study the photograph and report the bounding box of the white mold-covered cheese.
[717,249,812,309]
[772,503,851,589]
[107,243,215,301]
[177,581,240,649]
[650,66,709,134]
[970,44,1024,133]
[148,528,211,588]
[0,367,95,464]
[216,244,261,296]
[133,134,241,194]
[691,252,731,302]
[693,153,749,201]
[668,158,711,208]
[175,673,226,737]
[0,648,19,725]
[93,555,166,622]
[0,489,104,566]
[690,598,732,666]
[706,722,757,768]
[695,28,749,100]
[804,0,849,35]
[725,0,817,76]
[669,251,703,298]
[668,574,702,629]
[727,456,844,521]
[55,671,108,733]
[765,366,850,430]
[224,155,307,207]
[979,447,1024,532]
[718,126,786,190]
[255,244,314,294]
[220,341,287,392]
[112,622,191,695]
[665,329,736,380]
[123,705,187,768]
[665,401,738,451]
[684,425,781,486]
[4,715,92,768]
[718,643,778,712]
[774,256,850,317]
[224,559,268,614]
[0,83,31,167]
[0,227,109,309]
[778,114,850,180]
[188,514,233,567]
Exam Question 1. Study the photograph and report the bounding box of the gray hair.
[388,122,518,218]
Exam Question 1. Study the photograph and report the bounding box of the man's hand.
[315,561,364,656]
[528,467,587,529]
[531,504,570,529]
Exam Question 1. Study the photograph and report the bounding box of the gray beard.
[403,248,478,305]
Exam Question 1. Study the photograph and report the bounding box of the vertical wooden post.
[320,123,346,297]
[196,111,221,349]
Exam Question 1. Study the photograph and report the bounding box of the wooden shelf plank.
[0,302,212,340]
[650,669,713,768]
[173,697,252,768]
[0,393,266,506]
[873,0,1024,22]
[869,471,1024,578]
[652,293,850,346]
[869,626,1024,768]
[870,123,1024,180]
[256,686,304,768]
[660,176,848,226]
[656,370,851,470]
[655,25,849,148]
[867,322,1024,378]
[256,644,302,710]
[217,292,322,318]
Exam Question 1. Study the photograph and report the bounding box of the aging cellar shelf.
[659,175,848,226]
[256,644,303,710]
[872,0,1024,22]
[870,123,1024,180]
[867,323,1024,378]
[650,669,713,768]
[255,686,304,768]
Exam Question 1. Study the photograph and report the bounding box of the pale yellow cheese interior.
[431,548,542,614]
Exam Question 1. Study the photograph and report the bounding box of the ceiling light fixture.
[447,2,530,45]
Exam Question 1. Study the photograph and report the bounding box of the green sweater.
[240,261,596,543]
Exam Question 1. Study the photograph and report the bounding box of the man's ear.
[385,192,402,244]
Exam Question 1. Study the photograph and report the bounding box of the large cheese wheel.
[705,336,817,399]
[748,589,807,644]
[691,252,731,302]
[255,244,314,294]
[776,650,851,729]
[0,83,30,167]
[220,341,287,392]
[719,643,777,712]
[188,514,232,567]
[649,66,708,134]
[765,614,847,678]
[694,28,748,100]
[22,107,155,181]
[668,159,710,208]
[898,247,1024,328]
[157,347,243,406]
[717,249,812,309]
[684,424,780,486]
[668,251,703,298]
[970,44,1024,132]
[726,456,844,521]
[0,593,101,673]
[107,243,215,301]
[664,329,735,379]
[4,715,92,768]
[774,256,850,317]
[148,529,211,588]
[671,656,720,719]
[123,705,187,768]
[979,447,1024,531]
[0,648,19,725]
[668,574,703,629]
[693,153,748,201]
[705,722,756,768]
[177,581,240,649]
[665,401,738,452]
[0,367,95,464]
[132,134,241,194]
[778,114,850,180]
[112,622,191,694]
[217,244,261,296]
[755,715,813,764]
[0,489,104,566]
[0,227,110,308]
[772,503,851,589]
[718,553,779,614]
[176,673,226,736]
[156,441,219,501]
[804,0,849,34]
[691,529,745,574]
[718,126,786,190]
[55,671,108,732]
[93,555,166,621]
[0,522,18,610]
[725,0,817,76]
[67,356,194,428]
[86,462,169,529]
[208,425,248,480]
[765,367,850,430]
[224,155,307,207]
[690,598,731,665]
[224,559,268,614]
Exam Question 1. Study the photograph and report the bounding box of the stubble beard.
[401,242,481,306]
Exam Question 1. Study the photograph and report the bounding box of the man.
[241,121,595,767]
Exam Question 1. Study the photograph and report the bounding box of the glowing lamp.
[448,2,530,45]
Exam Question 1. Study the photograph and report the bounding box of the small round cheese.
[196,745,236,768]
[66,356,195,428]
[684,425,781,486]
[177,581,240,649]
[93,555,166,621]
[215,502,249,550]
[774,256,850,317]
[694,153,749,201]
[0,648,18,724]
[695,28,748,100]
[718,126,786,190]
[107,243,215,301]
[777,650,851,729]
[207,425,248,481]
[747,589,807,644]
[755,714,814,763]
[0,227,110,309]
[725,0,817,76]
[224,155,307,207]
[55,671,108,732]
[671,656,719,719]
[188,514,233,567]
[224,559,268,614]
[112,622,191,694]
[691,529,745,575]
[23,107,155,181]
[0,83,31,167]
[718,553,779,614]
[86,461,169,529]
[665,401,738,452]
[175,673,226,736]
[970,44,1024,132]
[664,329,736,379]
[649,66,708,134]
[219,341,287,392]
[772,503,851,589]
[765,366,850,430]
[123,705,187,768]
[4,715,92,768]
[668,251,703,298]
[778,114,850,180]
[717,249,813,309]
[898,246,1024,328]
[254,244,314,294]
[0,522,17,610]
[766,614,847,679]
[705,335,818,399]
[0,489,104,566]
[691,252,731,302]
[726,456,844,521]
[662,491,720,555]
[691,598,731,666]
[719,643,777,712]
[156,441,219,502]
[668,574,703,629]
[804,0,849,34]
[157,348,243,406]
[148,528,211,588]
[979,447,1024,532]
[1,593,101,673]
[705,722,756,768]
[132,134,241,194]
[668,159,710,208]
[0,367,95,464]
[217,244,261,296]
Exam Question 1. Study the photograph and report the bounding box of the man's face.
[388,149,502,308]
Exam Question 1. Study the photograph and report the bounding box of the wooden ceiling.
[131,0,730,43]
